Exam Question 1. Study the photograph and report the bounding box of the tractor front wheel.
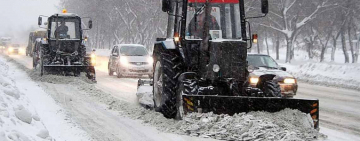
[153,50,183,118]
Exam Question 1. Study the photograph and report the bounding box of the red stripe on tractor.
[188,0,239,3]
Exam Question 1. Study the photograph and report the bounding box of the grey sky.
[0,0,60,43]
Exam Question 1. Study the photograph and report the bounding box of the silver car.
[108,44,153,78]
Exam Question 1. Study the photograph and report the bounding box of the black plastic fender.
[256,74,276,89]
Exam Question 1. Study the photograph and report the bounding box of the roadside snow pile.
[134,108,326,141]
[136,85,154,108]
[282,62,360,90]
[0,61,52,140]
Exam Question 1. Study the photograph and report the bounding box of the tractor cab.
[47,13,82,53]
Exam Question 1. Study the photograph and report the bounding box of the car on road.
[7,44,25,55]
[108,44,153,78]
[247,54,298,98]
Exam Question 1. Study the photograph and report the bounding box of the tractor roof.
[51,13,79,17]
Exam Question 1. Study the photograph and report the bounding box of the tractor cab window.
[185,0,241,40]
[50,18,80,39]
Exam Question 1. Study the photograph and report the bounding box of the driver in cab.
[55,20,68,39]
[187,8,220,38]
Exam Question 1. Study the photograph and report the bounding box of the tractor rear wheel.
[263,80,281,97]
[153,50,183,118]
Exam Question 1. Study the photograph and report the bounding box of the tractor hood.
[250,67,295,79]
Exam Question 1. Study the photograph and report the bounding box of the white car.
[108,44,153,78]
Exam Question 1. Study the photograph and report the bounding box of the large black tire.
[263,80,281,97]
[39,49,44,76]
[153,50,183,118]
[108,63,114,76]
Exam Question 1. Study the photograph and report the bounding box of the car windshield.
[120,46,148,56]
[185,0,242,40]
[11,44,20,47]
[247,55,278,68]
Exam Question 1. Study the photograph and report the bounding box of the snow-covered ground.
[0,56,91,140]
[2,51,360,141]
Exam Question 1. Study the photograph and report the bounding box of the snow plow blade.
[42,65,96,82]
[182,95,319,129]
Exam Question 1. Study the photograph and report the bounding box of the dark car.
[247,54,298,98]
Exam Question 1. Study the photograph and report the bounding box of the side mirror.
[280,67,287,71]
[88,20,93,29]
[38,17,42,25]
[44,22,48,26]
[92,49,96,52]
[162,0,171,12]
[261,0,269,14]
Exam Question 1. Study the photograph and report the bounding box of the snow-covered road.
[3,54,360,141]
[2,54,216,141]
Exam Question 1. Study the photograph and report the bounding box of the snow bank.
[0,59,52,140]
[281,62,360,90]
[136,85,154,108]
[0,56,91,141]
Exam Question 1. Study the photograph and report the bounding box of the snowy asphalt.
[3,54,360,141]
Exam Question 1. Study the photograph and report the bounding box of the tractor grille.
[129,69,149,72]
[208,41,248,81]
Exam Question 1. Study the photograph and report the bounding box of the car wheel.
[108,63,114,76]
[116,66,122,78]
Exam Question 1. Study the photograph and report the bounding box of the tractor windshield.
[50,18,81,39]
[186,0,241,40]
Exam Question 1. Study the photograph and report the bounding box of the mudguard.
[155,38,176,50]
[39,38,48,45]
[256,74,276,89]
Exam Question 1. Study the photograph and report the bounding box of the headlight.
[90,53,96,65]
[120,57,128,66]
[8,47,13,52]
[19,48,26,54]
[284,78,296,84]
[213,64,220,72]
[250,77,259,84]
[147,57,154,65]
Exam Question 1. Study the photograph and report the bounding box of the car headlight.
[19,48,26,53]
[250,77,259,84]
[120,57,128,66]
[8,47,13,52]
[147,57,153,65]
[90,53,96,65]
[284,78,296,84]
